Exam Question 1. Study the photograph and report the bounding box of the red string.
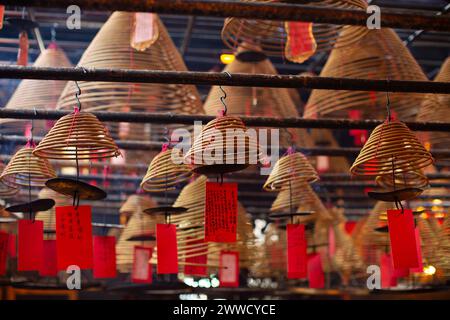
[66,107,80,148]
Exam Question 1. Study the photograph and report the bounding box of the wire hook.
[74,80,81,111]
[218,71,232,116]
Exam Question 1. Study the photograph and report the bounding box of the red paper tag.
[381,253,397,288]
[131,12,158,51]
[132,246,153,284]
[316,156,330,173]
[285,22,317,63]
[287,224,307,279]
[17,31,29,66]
[0,232,8,276]
[18,220,43,271]
[204,182,238,243]
[56,206,94,270]
[0,5,5,30]
[156,224,178,274]
[345,221,357,235]
[387,209,419,269]
[219,251,239,288]
[40,240,58,277]
[411,227,424,273]
[8,234,16,258]
[307,253,325,289]
[328,226,336,256]
[93,236,117,279]
[184,238,207,277]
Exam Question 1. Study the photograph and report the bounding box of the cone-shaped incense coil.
[375,169,429,190]
[221,0,368,62]
[36,187,72,232]
[417,217,441,269]
[57,12,202,140]
[333,221,365,279]
[0,164,19,197]
[304,28,430,120]
[33,111,120,160]
[0,146,56,188]
[264,151,318,191]
[418,57,450,150]
[350,121,434,176]
[116,194,161,272]
[185,116,260,174]
[203,47,311,148]
[0,43,72,135]
[270,181,317,213]
[140,148,192,192]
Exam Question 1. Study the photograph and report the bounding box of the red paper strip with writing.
[0,232,8,275]
[184,238,207,277]
[18,220,43,271]
[93,236,117,279]
[381,253,397,288]
[56,205,94,270]
[204,182,238,243]
[307,253,325,289]
[40,240,58,277]
[132,246,153,284]
[8,234,16,258]
[387,209,419,269]
[285,22,317,63]
[219,251,239,288]
[411,227,424,273]
[287,224,307,279]
[156,224,178,274]
[131,13,158,51]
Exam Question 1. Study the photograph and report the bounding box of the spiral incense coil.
[375,170,429,190]
[0,164,19,197]
[270,181,316,213]
[57,11,202,141]
[0,146,56,188]
[417,57,450,150]
[203,46,312,148]
[116,194,162,272]
[264,151,319,191]
[185,116,260,174]
[0,43,72,135]
[221,0,368,62]
[140,148,192,192]
[350,121,434,176]
[32,111,121,160]
[304,28,430,120]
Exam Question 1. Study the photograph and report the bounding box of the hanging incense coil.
[57,11,202,142]
[0,164,19,197]
[0,43,72,136]
[32,111,120,160]
[221,0,368,63]
[140,148,192,192]
[270,181,316,212]
[203,46,312,148]
[350,121,434,176]
[116,194,162,272]
[185,116,260,174]
[375,170,429,190]
[0,145,56,188]
[264,151,318,191]
[417,57,450,150]
[304,28,431,120]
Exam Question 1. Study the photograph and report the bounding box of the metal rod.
[1,109,450,132]
[4,0,450,31]
[27,8,46,53]
[1,134,449,158]
[1,66,449,94]
[179,16,195,56]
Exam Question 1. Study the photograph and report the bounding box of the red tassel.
[40,240,58,277]
[0,232,8,276]
[387,209,419,270]
[93,236,117,279]
[156,224,178,274]
[18,220,44,271]
[204,182,238,243]
[307,253,325,289]
[56,206,94,270]
[219,251,239,287]
[287,224,307,279]
[132,246,153,284]
[17,31,29,66]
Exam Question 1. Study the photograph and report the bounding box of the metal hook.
[218,71,232,115]
[74,80,82,111]
[51,23,58,42]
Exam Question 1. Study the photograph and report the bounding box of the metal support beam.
[1,109,450,132]
[3,0,450,31]
[0,66,449,94]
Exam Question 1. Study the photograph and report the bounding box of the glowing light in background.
[423,265,436,276]
[220,53,235,64]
